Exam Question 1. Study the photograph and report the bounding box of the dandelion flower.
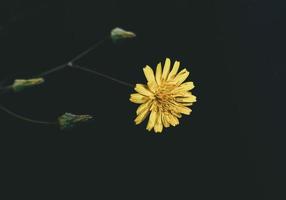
[130,58,197,133]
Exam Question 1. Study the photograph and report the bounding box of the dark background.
[0,0,285,199]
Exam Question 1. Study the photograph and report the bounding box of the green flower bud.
[58,113,93,130]
[12,78,44,92]
[111,27,136,43]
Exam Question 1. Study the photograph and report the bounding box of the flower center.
[154,83,177,111]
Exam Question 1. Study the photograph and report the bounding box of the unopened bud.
[12,78,44,92]
[58,112,93,130]
[110,27,136,43]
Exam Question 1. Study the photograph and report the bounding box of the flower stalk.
[0,27,136,129]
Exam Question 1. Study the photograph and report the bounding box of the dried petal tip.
[12,78,44,92]
[111,27,136,43]
[58,113,93,130]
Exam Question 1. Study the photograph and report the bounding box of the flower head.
[130,58,197,133]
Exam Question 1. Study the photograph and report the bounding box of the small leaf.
[110,27,136,43]
[58,112,93,130]
[12,78,44,92]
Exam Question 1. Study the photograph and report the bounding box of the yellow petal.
[143,65,156,83]
[134,107,150,125]
[173,69,190,85]
[174,105,192,115]
[161,58,171,80]
[174,81,194,92]
[176,95,197,103]
[154,111,163,133]
[155,62,162,85]
[167,60,180,81]
[146,110,158,131]
[171,110,182,118]
[136,100,152,115]
[182,92,195,97]
[162,113,170,128]
[150,101,156,111]
[135,84,154,97]
[173,91,195,98]
[147,82,157,93]
[130,93,148,104]
[182,102,193,106]
[166,114,179,126]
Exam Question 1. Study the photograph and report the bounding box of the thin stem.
[36,37,109,78]
[69,37,110,63]
[0,103,57,125]
[37,64,67,77]
[71,64,134,88]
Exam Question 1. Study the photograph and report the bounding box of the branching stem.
[36,37,110,78]
[0,35,133,127]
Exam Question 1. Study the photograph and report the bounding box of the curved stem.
[0,103,57,125]
[71,64,134,88]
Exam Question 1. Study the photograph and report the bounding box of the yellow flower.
[130,58,197,133]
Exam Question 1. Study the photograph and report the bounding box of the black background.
[0,0,285,199]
